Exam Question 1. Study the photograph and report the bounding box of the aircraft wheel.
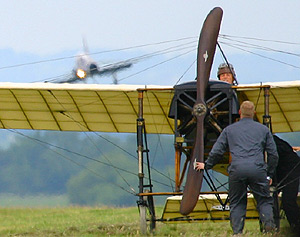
[139,203,147,235]
[147,195,156,232]
[272,191,280,230]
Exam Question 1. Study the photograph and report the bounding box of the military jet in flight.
[55,40,132,84]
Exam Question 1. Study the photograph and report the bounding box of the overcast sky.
[0,1,300,85]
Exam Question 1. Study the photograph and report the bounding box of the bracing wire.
[64,111,175,187]
[0,36,198,71]
[217,42,238,85]
[7,128,137,195]
[220,41,300,70]
[32,39,197,83]
[220,34,300,46]
[220,37,300,58]
[59,109,175,185]
[276,174,300,191]
[53,91,170,191]
[7,128,172,190]
[7,34,300,73]
[47,89,175,187]
[254,83,263,112]
[118,47,196,83]
[8,33,300,86]
[109,40,196,66]
[82,131,136,193]
[210,172,229,191]
[3,34,300,72]
[145,91,175,192]
[275,158,300,191]
[174,59,196,86]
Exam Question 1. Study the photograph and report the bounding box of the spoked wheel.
[147,195,156,231]
[138,194,156,235]
[139,202,147,235]
[138,194,148,235]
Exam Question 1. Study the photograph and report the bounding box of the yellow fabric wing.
[0,83,174,134]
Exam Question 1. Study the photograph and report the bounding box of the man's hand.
[267,176,272,186]
[292,146,300,152]
[195,162,205,171]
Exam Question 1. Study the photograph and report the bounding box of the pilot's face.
[219,73,234,84]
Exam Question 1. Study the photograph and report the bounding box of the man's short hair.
[240,101,255,117]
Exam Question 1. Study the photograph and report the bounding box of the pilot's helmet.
[217,63,236,79]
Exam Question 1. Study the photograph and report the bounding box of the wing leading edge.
[0,82,174,134]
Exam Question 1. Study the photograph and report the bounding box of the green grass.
[0,206,294,236]
[0,194,69,207]
[0,207,140,236]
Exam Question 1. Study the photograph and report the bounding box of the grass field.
[0,205,294,236]
[0,194,69,207]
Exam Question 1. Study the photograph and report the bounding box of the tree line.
[3,128,285,206]
[0,130,175,206]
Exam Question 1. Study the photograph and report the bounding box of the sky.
[0,1,300,86]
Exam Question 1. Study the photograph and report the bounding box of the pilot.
[217,63,237,85]
[216,62,240,124]
[273,135,300,235]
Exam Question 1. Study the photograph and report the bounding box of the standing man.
[273,135,300,234]
[196,101,278,234]
[217,62,237,85]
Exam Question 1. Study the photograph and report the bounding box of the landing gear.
[273,190,281,230]
[137,194,156,235]
[138,199,147,235]
[137,90,156,234]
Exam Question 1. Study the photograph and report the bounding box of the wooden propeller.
[180,7,223,215]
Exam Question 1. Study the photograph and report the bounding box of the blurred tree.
[0,131,176,206]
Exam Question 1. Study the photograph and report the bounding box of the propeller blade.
[180,7,223,216]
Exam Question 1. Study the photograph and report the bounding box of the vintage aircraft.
[1,6,300,234]
[52,39,132,84]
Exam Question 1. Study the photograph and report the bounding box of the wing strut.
[136,90,156,233]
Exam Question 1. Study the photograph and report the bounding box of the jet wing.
[97,62,132,75]
[0,83,174,133]
[55,75,81,84]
